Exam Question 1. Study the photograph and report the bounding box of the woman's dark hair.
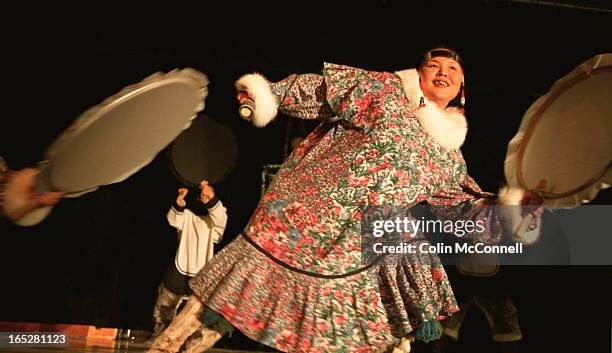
[419,47,464,68]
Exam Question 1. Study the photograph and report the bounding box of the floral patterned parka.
[190,63,531,353]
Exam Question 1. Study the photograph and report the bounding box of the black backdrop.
[0,2,610,352]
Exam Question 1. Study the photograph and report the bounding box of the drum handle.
[239,98,255,121]
[34,162,53,194]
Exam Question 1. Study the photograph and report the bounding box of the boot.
[178,324,226,353]
[146,296,204,353]
[389,336,412,353]
[151,283,184,339]
[398,337,411,353]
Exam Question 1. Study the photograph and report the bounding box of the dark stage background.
[1,2,611,352]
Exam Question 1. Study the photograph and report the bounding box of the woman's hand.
[517,179,546,231]
[237,90,255,120]
[521,179,547,216]
[236,90,252,104]
[3,168,64,222]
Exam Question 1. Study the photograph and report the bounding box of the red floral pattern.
[191,63,502,352]
[191,237,392,353]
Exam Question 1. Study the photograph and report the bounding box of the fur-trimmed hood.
[395,69,467,150]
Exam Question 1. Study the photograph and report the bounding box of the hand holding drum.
[7,68,209,226]
[237,90,255,121]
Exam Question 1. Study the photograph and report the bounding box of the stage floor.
[0,338,268,353]
[0,322,275,353]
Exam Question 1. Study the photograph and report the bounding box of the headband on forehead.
[424,49,463,66]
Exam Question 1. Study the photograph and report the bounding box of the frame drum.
[12,68,209,226]
[505,54,612,208]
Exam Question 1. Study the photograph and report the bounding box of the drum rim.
[516,66,612,199]
[43,68,208,194]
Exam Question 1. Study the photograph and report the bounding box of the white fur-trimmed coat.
[186,62,544,353]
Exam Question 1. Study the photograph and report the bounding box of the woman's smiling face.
[418,55,464,109]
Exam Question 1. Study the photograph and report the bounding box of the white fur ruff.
[497,186,540,244]
[235,73,278,127]
[395,69,467,150]
[497,186,525,205]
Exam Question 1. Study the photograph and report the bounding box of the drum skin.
[169,114,238,186]
[14,68,209,226]
[505,54,612,208]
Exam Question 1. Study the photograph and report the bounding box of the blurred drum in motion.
[7,68,209,226]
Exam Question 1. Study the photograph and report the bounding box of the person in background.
[150,180,227,340]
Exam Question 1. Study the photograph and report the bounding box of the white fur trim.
[497,186,525,205]
[395,69,421,106]
[497,186,541,245]
[395,69,467,149]
[415,105,467,150]
[235,73,278,127]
